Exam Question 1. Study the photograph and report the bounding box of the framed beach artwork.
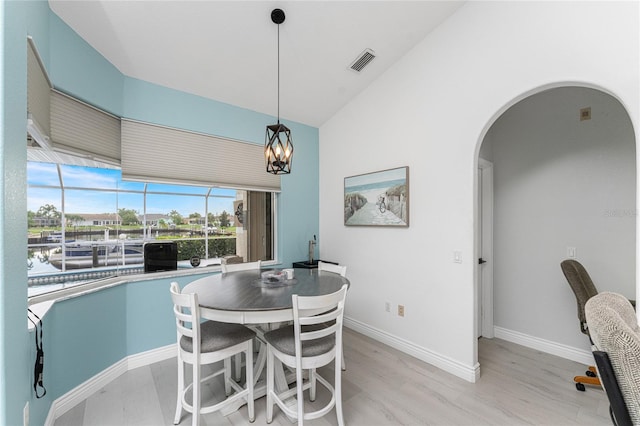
[344,166,409,227]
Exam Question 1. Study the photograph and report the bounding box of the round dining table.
[182,267,350,417]
[183,267,349,324]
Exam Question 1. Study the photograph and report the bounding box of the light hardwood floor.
[54,328,612,425]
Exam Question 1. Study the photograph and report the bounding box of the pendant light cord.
[277,22,280,125]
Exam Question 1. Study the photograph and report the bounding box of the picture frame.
[344,166,409,227]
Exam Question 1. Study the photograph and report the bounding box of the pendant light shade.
[265,8,294,175]
[265,123,293,174]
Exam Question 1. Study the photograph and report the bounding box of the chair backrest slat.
[318,261,347,277]
[170,282,201,351]
[221,260,261,273]
[300,324,338,342]
[299,309,340,325]
[292,284,348,359]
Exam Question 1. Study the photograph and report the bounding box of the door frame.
[477,158,494,338]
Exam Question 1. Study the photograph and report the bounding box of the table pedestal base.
[219,327,297,422]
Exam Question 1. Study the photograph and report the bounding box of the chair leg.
[574,373,600,391]
[335,356,345,426]
[246,343,255,423]
[253,340,268,387]
[309,368,317,402]
[575,365,599,391]
[174,356,184,425]
[234,353,242,381]
[341,348,346,371]
[296,363,305,426]
[192,361,201,426]
[223,358,232,396]
[574,365,600,391]
[266,347,274,423]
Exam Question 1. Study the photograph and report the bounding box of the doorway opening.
[475,86,636,367]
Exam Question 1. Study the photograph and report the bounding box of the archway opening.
[475,85,636,369]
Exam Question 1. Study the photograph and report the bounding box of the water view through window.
[27,162,275,297]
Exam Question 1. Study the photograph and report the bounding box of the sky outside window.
[28,162,236,216]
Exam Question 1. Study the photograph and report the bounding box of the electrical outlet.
[398,304,405,317]
[24,401,29,426]
[385,302,391,313]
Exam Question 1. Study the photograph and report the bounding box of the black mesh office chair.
[560,259,601,391]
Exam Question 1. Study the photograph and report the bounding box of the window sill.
[27,259,281,323]
[28,300,54,331]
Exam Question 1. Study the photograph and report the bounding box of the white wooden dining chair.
[264,284,348,426]
[221,260,261,273]
[318,261,348,370]
[220,259,262,379]
[170,282,255,426]
[317,261,347,277]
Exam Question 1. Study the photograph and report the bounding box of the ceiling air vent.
[349,49,376,73]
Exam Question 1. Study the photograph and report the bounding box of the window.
[26,38,278,298]
[27,161,276,297]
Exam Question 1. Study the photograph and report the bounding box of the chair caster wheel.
[586,370,596,377]
[576,383,586,391]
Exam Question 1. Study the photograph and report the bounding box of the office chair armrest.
[593,350,633,426]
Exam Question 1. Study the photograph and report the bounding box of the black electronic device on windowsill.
[292,260,337,269]
[144,242,178,272]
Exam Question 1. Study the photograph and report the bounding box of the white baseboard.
[344,317,480,383]
[127,343,177,370]
[493,326,593,366]
[45,343,177,426]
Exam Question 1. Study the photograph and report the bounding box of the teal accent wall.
[1,2,319,424]
[1,1,29,425]
[125,277,179,354]
[47,287,128,397]
[49,13,124,116]
[25,0,50,65]
[122,78,320,268]
[123,77,271,143]
[276,120,320,266]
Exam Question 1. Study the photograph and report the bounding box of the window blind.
[121,119,281,192]
[27,37,51,141]
[50,90,121,164]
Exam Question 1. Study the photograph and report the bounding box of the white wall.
[487,87,635,351]
[319,1,638,381]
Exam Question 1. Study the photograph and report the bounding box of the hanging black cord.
[277,22,280,125]
[27,308,47,398]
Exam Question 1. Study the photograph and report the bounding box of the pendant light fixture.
[265,8,294,175]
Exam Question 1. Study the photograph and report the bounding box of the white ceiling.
[48,1,464,127]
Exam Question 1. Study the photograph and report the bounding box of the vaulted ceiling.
[49,1,464,127]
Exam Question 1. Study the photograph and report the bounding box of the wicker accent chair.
[585,292,640,426]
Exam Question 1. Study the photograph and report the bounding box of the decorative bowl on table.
[261,270,287,284]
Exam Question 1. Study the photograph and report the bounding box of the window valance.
[121,119,281,192]
[27,37,51,144]
[50,90,121,165]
